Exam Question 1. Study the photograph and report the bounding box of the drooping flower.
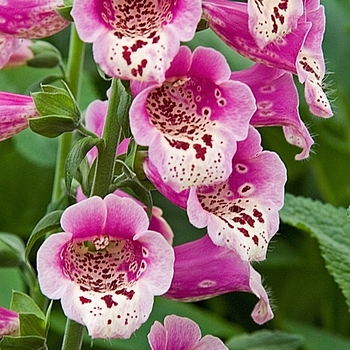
[130,45,256,193]
[1,39,34,69]
[164,234,273,325]
[145,127,286,262]
[231,63,314,160]
[148,314,228,350]
[0,92,39,142]
[0,307,19,337]
[71,0,202,82]
[0,0,70,68]
[203,0,333,118]
[37,194,175,339]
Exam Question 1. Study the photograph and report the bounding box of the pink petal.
[60,197,107,239]
[0,35,21,69]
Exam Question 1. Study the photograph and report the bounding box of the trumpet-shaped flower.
[0,1,69,69]
[71,0,202,82]
[148,314,228,350]
[0,92,39,142]
[203,0,332,118]
[0,307,19,337]
[231,63,314,160]
[164,235,273,325]
[37,194,175,339]
[130,46,256,193]
[145,127,286,262]
[1,39,34,69]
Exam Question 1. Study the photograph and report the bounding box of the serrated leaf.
[11,292,45,321]
[226,330,304,350]
[65,137,103,194]
[25,210,63,261]
[280,193,350,312]
[29,115,76,138]
[19,313,46,338]
[0,335,47,350]
[0,233,25,266]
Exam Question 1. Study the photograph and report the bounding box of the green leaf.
[25,210,63,261]
[0,233,25,267]
[226,330,304,350]
[65,137,103,194]
[56,5,73,22]
[0,335,47,350]
[11,291,45,321]
[29,115,76,138]
[280,194,350,312]
[116,79,133,139]
[19,313,46,338]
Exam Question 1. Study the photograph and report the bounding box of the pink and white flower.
[0,0,69,68]
[203,0,333,118]
[130,46,256,192]
[0,92,39,142]
[0,307,19,337]
[231,63,314,160]
[37,194,175,339]
[1,39,34,69]
[164,235,273,325]
[71,0,202,82]
[145,127,287,262]
[148,314,228,350]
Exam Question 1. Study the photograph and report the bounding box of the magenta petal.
[0,306,19,337]
[0,36,21,69]
[104,194,149,239]
[148,320,168,350]
[164,235,273,324]
[60,197,107,239]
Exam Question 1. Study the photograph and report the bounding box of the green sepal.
[65,137,103,195]
[56,6,73,22]
[27,41,62,68]
[196,18,209,32]
[226,330,304,350]
[25,210,63,261]
[0,233,25,267]
[29,115,76,138]
[0,335,47,350]
[31,83,80,122]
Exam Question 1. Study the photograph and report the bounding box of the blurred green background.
[1,0,350,349]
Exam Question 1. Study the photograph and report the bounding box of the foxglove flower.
[0,1,69,68]
[71,0,202,82]
[130,45,256,192]
[145,127,286,262]
[0,307,19,337]
[1,39,34,69]
[37,194,175,339]
[231,63,314,160]
[164,235,273,325]
[148,314,228,350]
[0,92,39,142]
[203,0,333,118]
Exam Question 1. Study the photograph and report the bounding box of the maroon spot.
[101,294,118,308]
[202,133,213,147]
[131,40,147,52]
[193,143,206,161]
[253,209,265,223]
[241,185,251,193]
[152,35,160,44]
[115,288,135,300]
[79,296,92,305]
[238,165,246,171]
[107,319,112,325]
[229,205,244,213]
[238,227,250,237]
[252,235,259,246]
[122,46,132,65]
[165,137,190,150]
[241,213,255,227]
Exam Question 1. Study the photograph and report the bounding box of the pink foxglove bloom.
[0,1,69,68]
[71,0,202,82]
[203,0,333,118]
[148,314,228,350]
[1,39,34,69]
[231,64,314,160]
[37,194,175,339]
[0,92,39,141]
[145,127,286,262]
[164,235,273,325]
[0,307,19,337]
[130,46,256,193]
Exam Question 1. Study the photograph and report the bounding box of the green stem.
[61,319,84,350]
[90,78,122,197]
[51,24,85,202]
